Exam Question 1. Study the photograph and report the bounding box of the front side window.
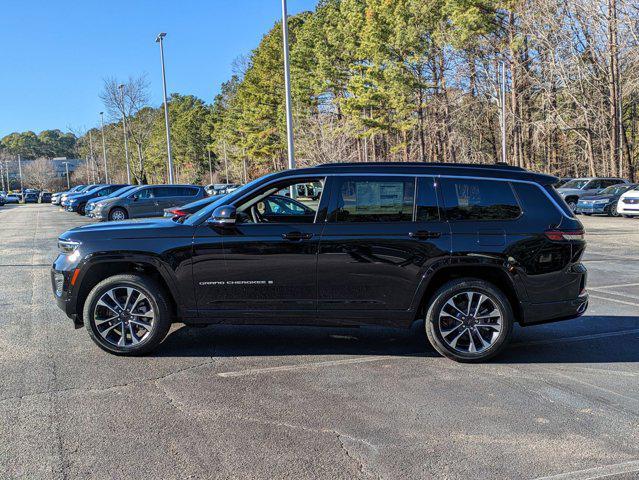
[235,177,324,224]
[328,176,415,223]
[135,188,154,199]
[562,179,589,189]
[441,178,521,221]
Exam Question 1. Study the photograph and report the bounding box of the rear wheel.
[425,278,513,362]
[109,207,128,221]
[83,274,172,355]
[566,198,578,212]
[77,203,86,215]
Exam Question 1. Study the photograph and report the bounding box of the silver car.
[91,184,206,221]
[557,177,629,211]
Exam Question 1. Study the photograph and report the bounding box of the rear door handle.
[409,231,441,240]
[282,231,314,241]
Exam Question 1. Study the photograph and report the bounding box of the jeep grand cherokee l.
[52,163,588,362]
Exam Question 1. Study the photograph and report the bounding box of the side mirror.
[208,205,236,225]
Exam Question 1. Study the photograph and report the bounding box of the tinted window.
[135,188,154,199]
[561,179,588,189]
[416,177,440,222]
[329,176,415,223]
[441,178,520,220]
[155,187,180,197]
[265,197,309,215]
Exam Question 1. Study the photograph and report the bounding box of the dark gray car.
[92,185,206,221]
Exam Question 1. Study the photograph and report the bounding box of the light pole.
[156,32,175,184]
[99,112,110,183]
[499,61,507,165]
[62,162,70,189]
[281,0,295,171]
[207,149,213,184]
[119,84,132,184]
[17,155,23,192]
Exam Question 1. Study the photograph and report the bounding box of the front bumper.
[617,202,639,215]
[575,202,609,214]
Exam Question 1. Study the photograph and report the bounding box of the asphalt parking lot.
[1,204,638,480]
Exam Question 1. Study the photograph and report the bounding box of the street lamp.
[281,0,295,171]
[62,161,70,189]
[155,32,175,184]
[118,84,132,184]
[99,112,110,183]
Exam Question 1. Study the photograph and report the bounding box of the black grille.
[623,198,639,204]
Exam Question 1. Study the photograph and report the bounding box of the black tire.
[608,202,620,217]
[582,212,591,216]
[622,215,634,218]
[109,207,128,221]
[77,203,86,215]
[83,274,172,355]
[424,278,514,363]
[566,198,578,212]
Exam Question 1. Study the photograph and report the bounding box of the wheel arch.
[72,256,180,323]
[413,264,524,324]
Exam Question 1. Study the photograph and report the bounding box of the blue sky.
[0,0,318,137]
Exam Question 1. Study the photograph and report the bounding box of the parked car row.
[556,177,639,218]
[0,188,53,205]
[50,183,208,221]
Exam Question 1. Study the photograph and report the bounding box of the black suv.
[52,163,588,362]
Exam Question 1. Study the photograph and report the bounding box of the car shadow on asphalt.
[155,315,639,363]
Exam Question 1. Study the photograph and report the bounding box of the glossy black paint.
[52,163,588,329]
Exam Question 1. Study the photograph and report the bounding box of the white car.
[617,185,639,218]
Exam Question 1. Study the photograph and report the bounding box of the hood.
[59,218,191,242]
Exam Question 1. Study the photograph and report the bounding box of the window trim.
[439,177,523,223]
[192,172,574,226]
[232,176,328,225]
[325,175,418,224]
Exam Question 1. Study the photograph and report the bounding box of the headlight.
[58,239,80,254]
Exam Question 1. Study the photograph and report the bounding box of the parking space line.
[511,328,639,348]
[588,282,639,290]
[532,459,639,480]
[217,355,404,378]
[588,293,639,307]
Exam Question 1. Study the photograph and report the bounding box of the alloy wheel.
[437,291,503,355]
[93,287,155,348]
[110,210,126,221]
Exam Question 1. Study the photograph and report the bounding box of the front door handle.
[282,231,314,241]
[409,230,441,240]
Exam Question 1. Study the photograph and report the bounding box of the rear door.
[316,175,451,326]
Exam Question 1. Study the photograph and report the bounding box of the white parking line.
[588,293,639,307]
[532,459,639,480]
[588,282,639,290]
[511,328,639,348]
[216,355,402,378]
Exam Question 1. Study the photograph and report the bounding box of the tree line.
[2,0,638,188]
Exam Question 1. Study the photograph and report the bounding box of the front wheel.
[566,199,577,212]
[83,274,172,355]
[609,202,621,217]
[425,278,513,362]
[109,207,128,221]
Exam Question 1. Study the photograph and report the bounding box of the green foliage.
[0,129,76,159]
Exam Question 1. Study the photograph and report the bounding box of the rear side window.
[180,187,199,196]
[441,178,521,220]
[513,183,563,224]
[328,176,415,223]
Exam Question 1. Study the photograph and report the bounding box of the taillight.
[170,209,187,216]
[545,229,585,241]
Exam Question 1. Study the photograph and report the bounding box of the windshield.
[104,185,136,200]
[185,174,274,225]
[599,185,631,196]
[561,179,589,189]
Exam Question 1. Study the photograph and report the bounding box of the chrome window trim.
[194,171,573,225]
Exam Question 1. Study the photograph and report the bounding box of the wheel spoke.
[99,322,120,339]
[96,299,118,316]
[473,295,486,317]
[130,292,149,313]
[130,318,152,332]
[117,323,127,346]
[467,329,477,352]
[476,308,500,319]
[449,328,468,349]
[444,299,466,316]
[464,292,473,315]
[128,324,140,345]
[440,322,463,337]
[476,322,501,331]
[95,315,118,327]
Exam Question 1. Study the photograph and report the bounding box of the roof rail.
[314,161,526,171]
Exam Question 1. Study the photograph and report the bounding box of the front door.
[192,176,328,322]
[317,175,451,327]
[130,187,159,218]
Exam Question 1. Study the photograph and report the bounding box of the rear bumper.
[520,292,589,326]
